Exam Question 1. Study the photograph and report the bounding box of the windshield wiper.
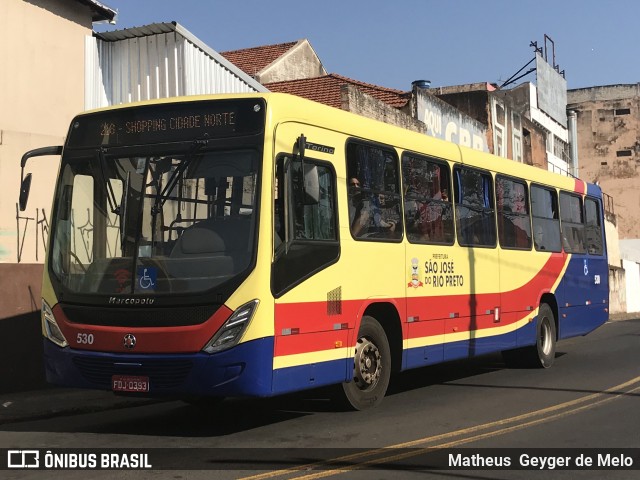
[150,156,190,217]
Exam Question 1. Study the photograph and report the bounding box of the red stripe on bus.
[53,304,232,354]
[273,253,567,358]
[501,252,566,311]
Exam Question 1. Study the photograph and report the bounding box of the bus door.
[443,166,503,361]
[402,153,454,368]
[496,175,537,351]
[271,123,347,394]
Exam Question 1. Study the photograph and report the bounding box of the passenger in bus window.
[348,177,370,237]
[372,193,398,235]
[416,190,444,241]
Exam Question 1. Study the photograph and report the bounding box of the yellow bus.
[19,93,608,410]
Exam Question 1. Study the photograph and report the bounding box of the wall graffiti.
[15,203,49,263]
[15,204,120,264]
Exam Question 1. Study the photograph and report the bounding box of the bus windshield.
[50,148,259,296]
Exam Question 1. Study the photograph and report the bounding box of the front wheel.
[341,316,391,410]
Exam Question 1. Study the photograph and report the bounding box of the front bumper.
[43,336,275,398]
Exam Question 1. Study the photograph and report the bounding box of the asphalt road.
[1,318,639,479]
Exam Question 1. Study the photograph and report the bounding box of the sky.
[94,0,640,92]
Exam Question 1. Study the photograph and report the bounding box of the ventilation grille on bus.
[61,304,218,327]
[72,356,193,389]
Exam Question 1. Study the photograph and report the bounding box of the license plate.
[112,375,150,393]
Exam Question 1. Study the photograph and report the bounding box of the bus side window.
[496,176,532,250]
[402,153,454,245]
[346,142,402,241]
[531,185,562,252]
[453,166,496,247]
[560,192,586,254]
[272,155,339,297]
[584,197,604,255]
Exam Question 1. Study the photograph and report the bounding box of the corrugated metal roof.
[75,0,117,22]
[94,22,178,41]
[94,22,265,93]
[87,22,267,108]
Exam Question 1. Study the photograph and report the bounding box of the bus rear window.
[560,192,586,254]
[585,198,604,255]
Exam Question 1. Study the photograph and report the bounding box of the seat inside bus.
[167,217,252,286]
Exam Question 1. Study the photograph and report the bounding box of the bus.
[19,93,609,410]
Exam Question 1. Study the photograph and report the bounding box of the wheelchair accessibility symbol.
[137,267,157,291]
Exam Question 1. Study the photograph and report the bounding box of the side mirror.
[19,173,32,211]
[18,145,63,212]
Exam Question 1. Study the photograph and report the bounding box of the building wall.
[522,116,547,170]
[622,259,640,313]
[258,40,326,84]
[0,0,97,391]
[606,216,622,268]
[432,83,551,167]
[0,0,93,266]
[414,88,488,152]
[0,0,95,299]
[341,85,428,134]
[609,267,626,314]
[567,84,640,238]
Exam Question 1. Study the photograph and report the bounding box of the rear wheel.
[534,303,556,368]
[341,316,391,410]
[502,303,556,368]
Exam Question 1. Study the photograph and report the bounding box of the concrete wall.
[567,84,640,238]
[0,0,95,391]
[258,40,326,84]
[0,263,46,392]
[522,116,548,170]
[414,88,488,151]
[622,259,640,313]
[340,84,428,134]
[1,0,93,265]
[605,217,621,268]
[609,267,626,314]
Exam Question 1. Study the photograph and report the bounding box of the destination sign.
[67,98,265,148]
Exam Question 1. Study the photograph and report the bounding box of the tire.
[341,316,391,410]
[502,303,556,369]
[533,303,557,368]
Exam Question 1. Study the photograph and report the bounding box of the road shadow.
[2,353,514,437]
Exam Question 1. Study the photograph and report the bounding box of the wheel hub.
[353,337,381,390]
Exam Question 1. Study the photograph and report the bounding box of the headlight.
[42,300,68,347]
[203,300,259,354]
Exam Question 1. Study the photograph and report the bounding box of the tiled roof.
[220,41,299,77]
[265,74,409,109]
